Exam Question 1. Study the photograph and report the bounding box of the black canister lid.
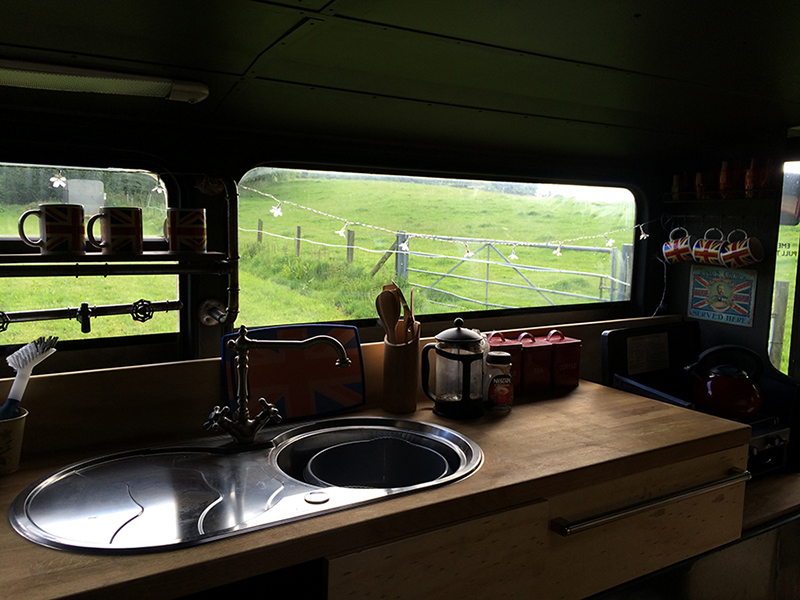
[435,318,484,343]
[487,351,512,365]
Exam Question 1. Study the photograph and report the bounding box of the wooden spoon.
[376,290,401,343]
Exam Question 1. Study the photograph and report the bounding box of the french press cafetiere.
[421,318,486,419]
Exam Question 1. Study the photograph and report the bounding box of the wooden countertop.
[0,381,750,600]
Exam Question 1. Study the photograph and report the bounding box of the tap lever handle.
[204,405,229,430]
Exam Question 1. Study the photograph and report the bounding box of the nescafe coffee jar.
[484,351,514,414]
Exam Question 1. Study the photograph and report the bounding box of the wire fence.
[243,221,633,310]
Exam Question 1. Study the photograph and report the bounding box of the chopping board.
[221,324,366,421]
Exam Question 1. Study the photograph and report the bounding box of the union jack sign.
[688,265,756,327]
[222,324,366,421]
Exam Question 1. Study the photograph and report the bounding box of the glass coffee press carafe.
[421,318,486,418]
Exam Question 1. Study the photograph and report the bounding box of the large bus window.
[237,167,636,327]
[0,163,179,343]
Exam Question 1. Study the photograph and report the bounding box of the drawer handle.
[550,468,751,537]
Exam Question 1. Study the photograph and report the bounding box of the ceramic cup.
[692,228,726,266]
[0,408,27,476]
[721,229,764,269]
[87,206,144,254]
[18,204,85,254]
[163,208,207,253]
[662,227,693,264]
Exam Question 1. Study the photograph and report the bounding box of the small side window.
[0,163,179,343]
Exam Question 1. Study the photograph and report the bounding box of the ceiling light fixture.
[0,59,209,103]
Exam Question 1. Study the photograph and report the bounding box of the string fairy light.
[240,184,654,258]
[50,170,66,188]
[151,179,166,195]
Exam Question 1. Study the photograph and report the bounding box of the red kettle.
[686,345,763,419]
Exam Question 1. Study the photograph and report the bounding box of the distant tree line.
[241,167,539,197]
[0,165,159,206]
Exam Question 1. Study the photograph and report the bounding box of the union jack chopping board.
[221,324,366,421]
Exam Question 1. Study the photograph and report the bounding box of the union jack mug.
[87,207,143,254]
[691,228,726,266]
[163,208,207,253]
[18,203,85,254]
[662,227,692,264]
[721,229,763,268]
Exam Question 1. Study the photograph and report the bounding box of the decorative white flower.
[509,247,518,260]
[50,172,67,188]
[399,241,409,252]
[464,244,474,258]
[605,236,615,247]
[638,225,649,240]
[552,245,562,257]
[270,203,283,217]
[336,222,349,238]
[151,182,166,194]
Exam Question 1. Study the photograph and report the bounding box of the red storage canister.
[541,329,581,388]
[487,331,522,393]
[516,332,552,394]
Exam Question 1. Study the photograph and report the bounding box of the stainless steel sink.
[9,417,482,553]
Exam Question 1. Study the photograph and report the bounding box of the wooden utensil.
[376,290,401,343]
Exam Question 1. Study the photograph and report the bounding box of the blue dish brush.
[0,336,58,420]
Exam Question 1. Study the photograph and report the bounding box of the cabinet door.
[327,500,550,600]
[541,447,749,600]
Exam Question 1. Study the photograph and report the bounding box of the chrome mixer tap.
[205,324,352,444]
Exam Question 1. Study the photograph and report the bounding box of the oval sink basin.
[10,417,482,553]
[272,417,482,491]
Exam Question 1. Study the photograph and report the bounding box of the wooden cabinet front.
[327,446,748,600]
[327,500,550,600]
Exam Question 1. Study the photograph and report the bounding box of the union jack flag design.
[166,209,206,252]
[722,238,762,268]
[106,208,143,253]
[42,205,85,253]
[689,266,756,326]
[222,325,366,421]
[662,238,692,264]
[691,239,725,266]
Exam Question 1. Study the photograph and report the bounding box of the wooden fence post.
[346,230,355,263]
[610,246,619,300]
[770,280,789,367]
[371,240,398,276]
[296,226,301,256]
[257,218,263,243]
